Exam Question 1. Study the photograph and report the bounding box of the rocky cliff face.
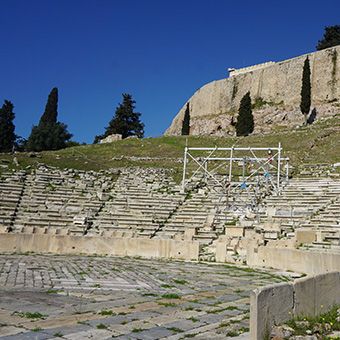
[165,46,340,136]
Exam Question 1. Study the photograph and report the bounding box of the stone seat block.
[96,215,153,223]
[312,223,340,229]
[97,220,157,228]
[18,216,74,223]
[0,219,12,226]
[0,198,20,204]
[272,215,308,220]
[14,220,70,228]
[163,226,186,232]
[0,204,18,210]
[136,232,153,238]
[99,226,134,233]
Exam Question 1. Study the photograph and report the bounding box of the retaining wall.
[250,272,340,339]
[247,245,340,275]
[165,45,340,136]
[0,233,200,261]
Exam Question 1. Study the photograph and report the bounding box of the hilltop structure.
[165,46,340,136]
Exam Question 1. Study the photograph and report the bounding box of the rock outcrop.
[99,134,122,143]
[165,46,340,136]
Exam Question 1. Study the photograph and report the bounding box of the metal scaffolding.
[181,143,289,213]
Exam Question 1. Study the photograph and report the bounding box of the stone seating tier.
[1,168,340,248]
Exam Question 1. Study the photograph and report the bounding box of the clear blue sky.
[0,0,339,143]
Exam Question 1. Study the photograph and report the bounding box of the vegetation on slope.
[0,115,339,180]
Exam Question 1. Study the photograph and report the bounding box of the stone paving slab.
[0,255,287,339]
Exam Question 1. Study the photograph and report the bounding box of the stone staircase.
[0,170,27,232]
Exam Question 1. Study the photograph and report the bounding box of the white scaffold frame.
[181,143,289,196]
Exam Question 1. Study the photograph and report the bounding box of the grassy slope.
[0,115,339,180]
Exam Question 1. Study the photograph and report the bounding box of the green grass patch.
[161,284,175,289]
[1,115,339,181]
[167,327,184,333]
[161,293,181,299]
[32,327,42,332]
[226,330,239,337]
[286,305,340,336]
[207,305,239,314]
[238,327,249,333]
[142,292,158,297]
[99,310,115,316]
[187,317,199,323]
[173,279,188,285]
[14,311,46,319]
[46,289,63,294]
[96,323,108,329]
[158,302,176,307]
[131,328,144,333]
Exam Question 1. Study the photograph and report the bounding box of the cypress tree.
[95,93,144,142]
[0,100,16,152]
[300,57,311,124]
[235,92,254,136]
[39,87,58,125]
[181,103,190,135]
[27,88,72,151]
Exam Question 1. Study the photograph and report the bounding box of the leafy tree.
[316,25,340,50]
[27,88,72,151]
[235,92,254,136]
[300,57,311,124]
[0,100,16,152]
[181,103,190,135]
[95,93,144,142]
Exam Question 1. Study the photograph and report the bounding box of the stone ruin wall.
[165,45,340,136]
[228,61,275,77]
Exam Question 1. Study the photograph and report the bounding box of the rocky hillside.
[165,45,340,136]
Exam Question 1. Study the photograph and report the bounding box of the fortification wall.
[229,61,275,77]
[165,46,340,136]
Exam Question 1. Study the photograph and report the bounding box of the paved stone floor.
[0,255,286,339]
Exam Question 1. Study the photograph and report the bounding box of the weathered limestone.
[99,134,122,143]
[0,254,283,339]
[251,282,294,340]
[248,246,340,274]
[250,272,340,340]
[165,46,340,136]
[1,166,340,268]
[0,233,200,260]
